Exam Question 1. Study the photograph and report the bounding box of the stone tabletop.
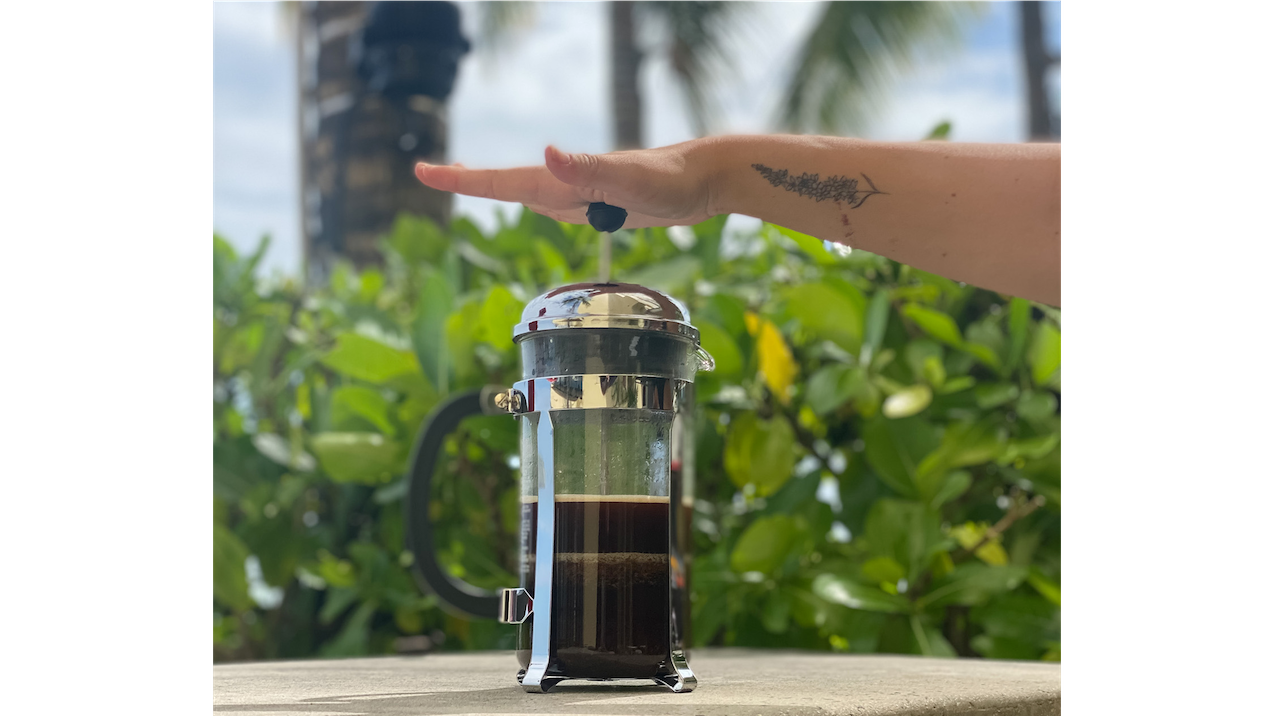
[213,649,1060,716]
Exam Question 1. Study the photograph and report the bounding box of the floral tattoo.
[751,163,887,208]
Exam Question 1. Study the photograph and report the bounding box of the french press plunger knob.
[586,202,627,233]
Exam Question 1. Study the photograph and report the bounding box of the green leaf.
[773,224,837,265]
[921,356,946,389]
[962,342,1003,372]
[319,601,377,658]
[476,285,523,350]
[882,384,932,419]
[998,434,1060,465]
[975,383,1020,409]
[331,386,395,436]
[1018,433,1060,459]
[762,588,794,633]
[1017,390,1058,425]
[972,592,1059,651]
[864,498,944,580]
[805,364,857,416]
[915,419,1004,499]
[938,375,975,395]
[689,215,726,275]
[861,556,906,585]
[319,586,360,625]
[1029,322,1061,386]
[212,235,240,291]
[532,238,571,283]
[321,333,421,385]
[702,293,748,341]
[1007,298,1031,370]
[413,271,454,392]
[358,269,385,303]
[901,304,1002,371]
[697,321,743,380]
[1027,569,1062,606]
[724,413,798,496]
[692,590,731,649]
[387,214,447,264]
[811,574,910,614]
[397,392,439,437]
[622,255,701,293]
[788,587,829,630]
[861,289,891,364]
[925,120,952,140]
[213,525,253,612]
[862,416,938,498]
[445,301,482,385]
[966,319,1005,364]
[910,615,957,657]
[904,340,942,382]
[901,303,963,347]
[973,634,1046,660]
[918,563,1029,609]
[785,281,865,354]
[730,514,799,574]
[310,432,402,484]
[761,469,822,517]
[930,470,972,508]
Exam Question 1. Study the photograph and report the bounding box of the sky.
[213,1,1061,276]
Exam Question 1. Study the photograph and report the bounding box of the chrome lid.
[513,282,698,343]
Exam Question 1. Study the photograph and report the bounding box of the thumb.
[545,145,637,196]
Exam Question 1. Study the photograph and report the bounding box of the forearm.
[701,135,1060,305]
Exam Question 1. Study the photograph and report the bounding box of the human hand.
[414,140,722,228]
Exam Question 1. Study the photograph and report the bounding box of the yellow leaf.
[296,381,311,420]
[746,312,797,403]
[949,521,1009,566]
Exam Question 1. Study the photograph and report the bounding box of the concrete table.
[214,650,1059,716]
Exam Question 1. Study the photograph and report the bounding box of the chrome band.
[497,588,532,625]
[509,375,685,413]
[513,315,699,343]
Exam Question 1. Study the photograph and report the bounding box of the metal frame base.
[516,652,697,694]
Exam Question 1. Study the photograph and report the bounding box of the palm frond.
[473,1,537,59]
[779,1,981,135]
[643,1,750,137]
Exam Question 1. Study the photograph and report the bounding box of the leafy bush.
[213,208,1060,662]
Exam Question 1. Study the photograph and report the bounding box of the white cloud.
[212,2,287,50]
[213,1,298,275]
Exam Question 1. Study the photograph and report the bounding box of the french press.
[405,207,712,693]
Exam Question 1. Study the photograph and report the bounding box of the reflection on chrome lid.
[513,282,698,343]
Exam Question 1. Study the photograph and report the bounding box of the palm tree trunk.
[610,2,643,149]
[299,1,466,280]
[1019,1,1057,140]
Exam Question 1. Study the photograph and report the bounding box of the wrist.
[688,135,750,218]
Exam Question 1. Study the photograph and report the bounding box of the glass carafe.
[404,282,711,693]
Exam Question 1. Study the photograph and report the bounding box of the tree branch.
[909,488,1045,602]
[953,492,1046,562]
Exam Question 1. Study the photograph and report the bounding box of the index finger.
[415,163,554,206]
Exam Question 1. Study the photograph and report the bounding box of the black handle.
[405,389,503,619]
[587,202,627,232]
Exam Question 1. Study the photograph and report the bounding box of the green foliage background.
[213,209,1060,662]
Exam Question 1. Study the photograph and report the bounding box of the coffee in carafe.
[517,495,670,678]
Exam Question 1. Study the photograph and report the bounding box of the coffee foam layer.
[553,552,669,566]
[520,494,670,504]
[528,551,670,583]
